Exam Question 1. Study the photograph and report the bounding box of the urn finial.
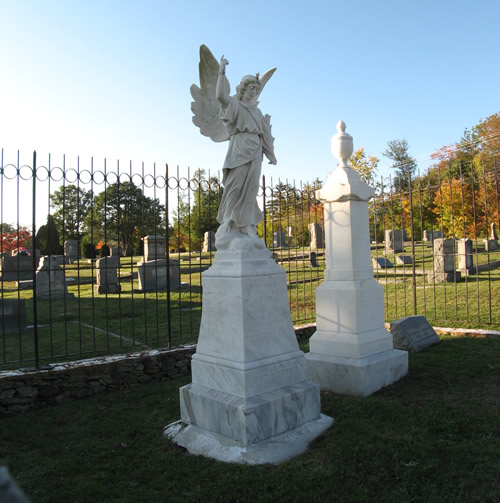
[331,120,353,168]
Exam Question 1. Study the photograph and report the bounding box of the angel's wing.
[256,67,277,103]
[191,45,230,143]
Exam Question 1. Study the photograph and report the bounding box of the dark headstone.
[273,231,287,248]
[372,257,393,269]
[0,299,27,335]
[484,239,499,252]
[396,255,412,265]
[390,315,440,352]
[309,252,318,267]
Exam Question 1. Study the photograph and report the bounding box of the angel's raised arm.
[216,56,230,108]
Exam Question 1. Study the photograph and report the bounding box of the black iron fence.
[1,149,499,370]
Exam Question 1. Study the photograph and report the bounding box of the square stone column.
[306,121,408,396]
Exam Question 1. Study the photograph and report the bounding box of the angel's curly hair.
[236,75,261,100]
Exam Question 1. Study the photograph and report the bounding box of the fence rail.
[1,149,499,370]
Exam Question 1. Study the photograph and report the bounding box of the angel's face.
[242,83,260,103]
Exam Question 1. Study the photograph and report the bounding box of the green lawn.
[1,334,498,502]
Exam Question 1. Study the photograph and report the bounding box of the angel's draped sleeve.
[220,97,265,170]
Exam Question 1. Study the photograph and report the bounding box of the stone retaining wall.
[0,345,195,417]
[0,326,317,417]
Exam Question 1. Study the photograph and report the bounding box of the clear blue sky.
[1,0,499,225]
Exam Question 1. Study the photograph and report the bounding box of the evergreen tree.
[36,215,62,255]
[383,139,417,192]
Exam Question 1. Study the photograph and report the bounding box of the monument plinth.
[166,247,332,463]
[305,121,408,396]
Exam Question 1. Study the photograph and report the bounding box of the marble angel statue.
[191,45,277,250]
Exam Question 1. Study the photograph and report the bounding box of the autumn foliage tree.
[1,226,33,253]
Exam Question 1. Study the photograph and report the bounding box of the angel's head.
[236,75,261,103]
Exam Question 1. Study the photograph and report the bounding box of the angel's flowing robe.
[217,96,275,228]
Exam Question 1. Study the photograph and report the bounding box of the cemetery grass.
[1,334,499,502]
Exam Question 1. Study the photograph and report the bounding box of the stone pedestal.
[305,121,408,396]
[165,248,332,464]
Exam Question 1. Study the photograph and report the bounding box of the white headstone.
[458,238,474,274]
[305,121,408,396]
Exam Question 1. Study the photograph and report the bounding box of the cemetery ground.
[1,244,500,370]
[1,333,498,502]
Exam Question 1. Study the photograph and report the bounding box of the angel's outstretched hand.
[220,56,229,72]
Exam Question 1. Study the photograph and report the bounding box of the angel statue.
[191,45,277,250]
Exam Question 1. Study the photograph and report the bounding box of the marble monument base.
[166,246,332,463]
[165,414,333,465]
[306,348,408,397]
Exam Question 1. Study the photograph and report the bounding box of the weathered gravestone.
[36,256,74,299]
[137,258,180,292]
[458,238,475,274]
[110,246,124,258]
[490,222,499,240]
[423,230,443,244]
[309,223,324,250]
[64,240,78,264]
[143,235,166,261]
[428,238,461,283]
[396,255,412,265]
[0,299,27,334]
[202,231,216,252]
[390,315,440,352]
[94,256,121,294]
[385,230,404,253]
[484,238,499,252]
[273,231,287,248]
[372,257,393,269]
[0,250,40,281]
